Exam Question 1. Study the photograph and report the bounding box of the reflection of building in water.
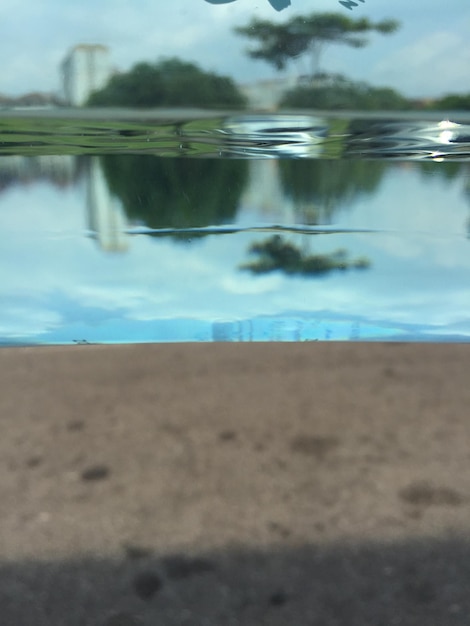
[0,155,129,252]
[0,155,77,191]
[86,158,129,252]
[239,160,324,226]
[212,318,312,342]
[62,44,112,106]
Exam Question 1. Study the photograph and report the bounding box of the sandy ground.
[1,342,470,626]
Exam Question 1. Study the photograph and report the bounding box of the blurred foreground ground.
[1,342,470,625]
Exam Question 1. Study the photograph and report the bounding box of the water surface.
[1,110,469,344]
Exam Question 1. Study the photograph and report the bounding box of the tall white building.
[62,44,111,106]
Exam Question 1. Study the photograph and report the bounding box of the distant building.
[0,91,61,108]
[62,44,111,106]
[239,76,297,110]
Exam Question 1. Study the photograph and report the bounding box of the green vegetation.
[417,161,469,181]
[87,58,247,109]
[279,159,386,223]
[235,11,405,111]
[240,234,371,276]
[0,115,239,157]
[427,93,470,111]
[100,155,248,235]
[235,12,399,79]
[280,74,410,110]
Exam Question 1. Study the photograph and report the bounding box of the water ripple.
[1,109,469,160]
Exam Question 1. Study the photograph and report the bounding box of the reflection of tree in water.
[240,234,370,276]
[416,162,470,238]
[416,161,468,181]
[101,156,248,237]
[279,160,386,225]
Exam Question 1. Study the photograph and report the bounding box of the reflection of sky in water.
[1,158,469,343]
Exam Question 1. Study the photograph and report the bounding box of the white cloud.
[1,0,469,97]
[372,30,470,97]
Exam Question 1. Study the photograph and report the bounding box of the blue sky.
[1,0,469,98]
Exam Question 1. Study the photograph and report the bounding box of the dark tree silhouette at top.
[235,12,399,80]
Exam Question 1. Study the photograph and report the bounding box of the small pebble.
[269,590,288,606]
[81,465,110,482]
[26,456,42,468]
[133,571,163,600]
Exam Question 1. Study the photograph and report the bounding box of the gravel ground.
[1,342,470,625]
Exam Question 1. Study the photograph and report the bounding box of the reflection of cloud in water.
[0,304,62,339]
[1,155,470,343]
[221,273,282,295]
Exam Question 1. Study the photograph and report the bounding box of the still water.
[1,110,470,344]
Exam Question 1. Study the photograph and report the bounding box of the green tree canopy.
[235,12,399,79]
[427,93,470,111]
[280,75,410,110]
[279,159,386,224]
[100,155,248,238]
[87,58,247,108]
[240,234,370,276]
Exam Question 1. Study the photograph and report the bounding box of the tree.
[240,234,370,276]
[87,58,247,109]
[235,12,399,80]
[280,75,410,110]
[100,155,248,239]
[278,158,386,224]
[427,93,470,111]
